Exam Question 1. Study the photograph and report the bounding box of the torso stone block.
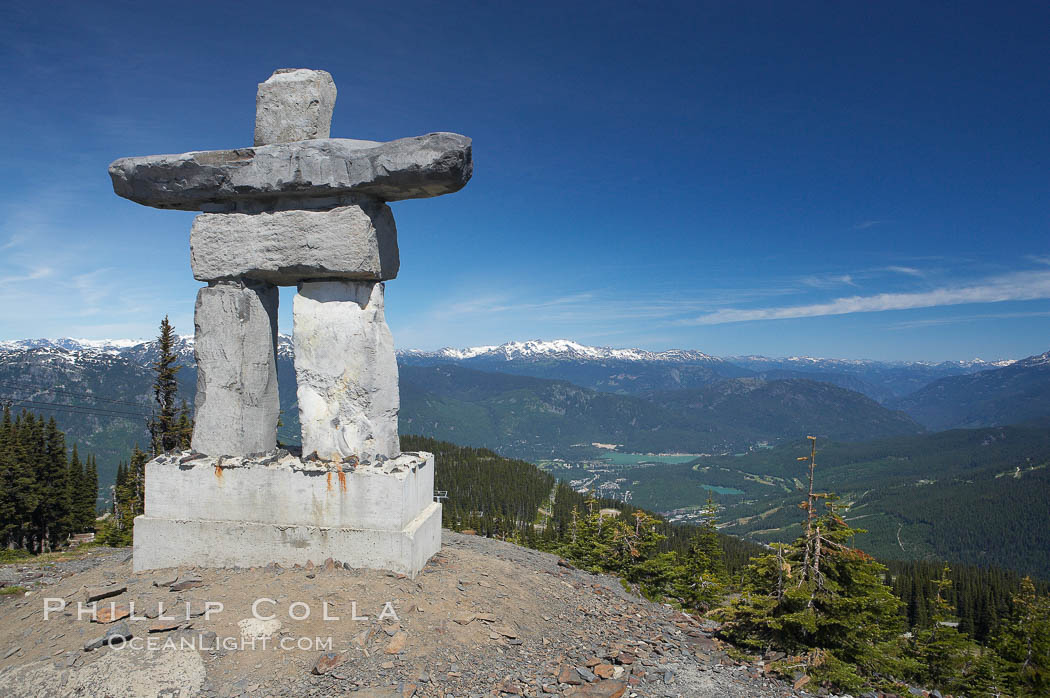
[190,200,399,284]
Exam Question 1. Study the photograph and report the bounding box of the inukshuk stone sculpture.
[108,69,472,576]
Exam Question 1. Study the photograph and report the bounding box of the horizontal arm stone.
[109,132,473,210]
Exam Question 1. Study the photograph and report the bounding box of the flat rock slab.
[190,200,399,284]
[83,584,126,603]
[93,603,131,623]
[109,133,472,210]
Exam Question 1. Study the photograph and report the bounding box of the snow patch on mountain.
[402,339,720,363]
[0,336,1026,369]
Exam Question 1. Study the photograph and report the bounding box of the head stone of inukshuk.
[109,69,472,463]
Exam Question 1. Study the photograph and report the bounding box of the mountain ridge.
[890,349,1050,430]
[2,335,1019,368]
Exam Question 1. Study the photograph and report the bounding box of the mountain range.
[401,339,1015,401]
[1,337,1047,489]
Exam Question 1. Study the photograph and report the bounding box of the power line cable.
[0,380,153,409]
[0,395,151,419]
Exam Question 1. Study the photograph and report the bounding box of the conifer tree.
[148,316,183,454]
[717,440,904,690]
[673,497,728,610]
[67,444,83,531]
[0,406,15,545]
[175,399,193,450]
[995,576,1050,695]
[621,511,674,599]
[10,412,41,549]
[85,455,98,526]
[66,446,98,533]
[101,451,145,547]
[908,565,979,692]
[37,418,73,550]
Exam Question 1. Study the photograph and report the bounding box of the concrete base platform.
[132,501,441,577]
[132,449,441,577]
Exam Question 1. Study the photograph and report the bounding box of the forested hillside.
[891,349,1050,429]
[707,422,1050,577]
[398,365,922,459]
[651,377,922,444]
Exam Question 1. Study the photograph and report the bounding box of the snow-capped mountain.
[0,337,148,354]
[0,335,296,363]
[401,339,720,364]
[0,335,1032,405]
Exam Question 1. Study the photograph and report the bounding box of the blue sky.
[1,1,1047,361]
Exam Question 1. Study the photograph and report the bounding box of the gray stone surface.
[132,502,440,577]
[293,280,400,461]
[144,451,434,530]
[108,132,473,210]
[190,199,399,284]
[191,280,280,457]
[254,68,337,146]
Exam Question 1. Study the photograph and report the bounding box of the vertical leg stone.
[293,280,400,462]
[191,280,280,457]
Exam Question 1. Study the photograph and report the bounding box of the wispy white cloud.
[853,220,885,230]
[0,266,52,286]
[801,273,856,289]
[881,265,924,277]
[1027,255,1050,266]
[680,270,1050,325]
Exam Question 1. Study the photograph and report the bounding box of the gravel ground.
[0,533,828,697]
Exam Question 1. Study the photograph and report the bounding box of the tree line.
[0,407,98,552]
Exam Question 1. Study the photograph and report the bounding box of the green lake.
[700,484,745,495]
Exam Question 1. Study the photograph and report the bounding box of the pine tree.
[101,451,145,548]
[67,444,84,532]
[716,440,905,690]
[908,565,979,692]
[622,511,674,600]
[85,455,98,526]
[32,418,72,551]
[11,412,43,551]
[0,406,16,546]
[67,446,98,533]
[175,399,193,450]
[995,576,1050,695]
[148,316,183,455]
[673,497,728,610]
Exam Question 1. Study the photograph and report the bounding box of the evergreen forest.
[0,407,98,553]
